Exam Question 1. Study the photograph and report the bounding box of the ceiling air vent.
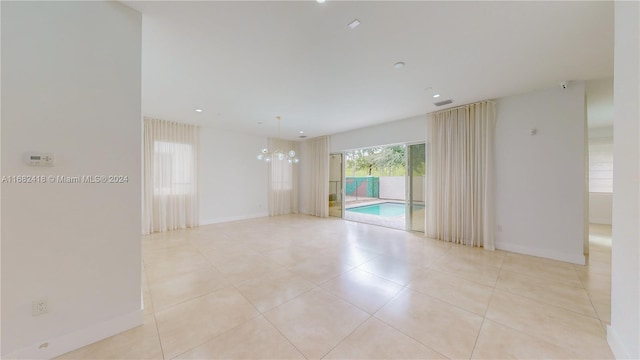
[299,135,307,139]
[434,99,454,107]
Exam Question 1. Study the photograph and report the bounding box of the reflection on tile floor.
[58,216,613,359]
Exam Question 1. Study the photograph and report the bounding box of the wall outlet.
[32,298,48,316]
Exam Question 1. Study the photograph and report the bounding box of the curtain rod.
[427,100,496,115]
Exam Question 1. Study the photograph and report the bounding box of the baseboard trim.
[4,309,143,360]
[495,242,586,265]
[607,324,631,359]
[200,212,268,226]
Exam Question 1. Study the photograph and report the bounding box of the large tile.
[472,319,581,359]
[264,288,369,359]
[242,237,296,253]
[442,244,506,268]
[588,289,611,323]
[148,266,229,311]
[386,243,450,268]
[324,317,446,359]
[347,233,403,254]
[287,256,354,284]
[500,253,582,286]
[142,232,193,252]
[235,269,315,313]
[155,287,260,358]
[485,290,613,359]
[358,256,423,285]
[143,244,202,265]
[375,289,483,359]
[56,315,162,359]
[429,256,500,287]
[576,266,612,293]
[320,245,382,267]
[495,269,598,318]
[144,248,211,283]
[263,246,322,267]
[175,316,304,359]
[320,269,404,314]
[408,268,494,315]
[207,251,286,284]
[196,239,256,257]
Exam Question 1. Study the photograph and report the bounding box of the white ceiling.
[124,1,614,140]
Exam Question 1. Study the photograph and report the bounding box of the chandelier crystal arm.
[257,116,300,164]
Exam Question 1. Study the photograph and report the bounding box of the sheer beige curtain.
[306,136,330,217]
[143,118,199,234]
[426,101,496,249]
[268,138,299,216]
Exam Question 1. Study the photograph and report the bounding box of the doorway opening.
[339,143,425,232]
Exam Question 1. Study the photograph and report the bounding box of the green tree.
[374,145,406,175]
[409,144,425,175]
[353,148,380,175]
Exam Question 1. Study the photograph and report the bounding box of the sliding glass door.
[329,153,343,217]
[407,143,426,232]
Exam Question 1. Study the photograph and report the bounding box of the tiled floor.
[58,216,613,359]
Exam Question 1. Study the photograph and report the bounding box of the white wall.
[379,177,405,200]
[589,193,613,225]
[376,176,424,202]
[494,82,587,264]
[199,126,268,224]
[587,125,613,225]
[589,125,614,138]
[330,115,426,152]
[608,1,640,358]
[1,2,142,358]
[588,126,613,225]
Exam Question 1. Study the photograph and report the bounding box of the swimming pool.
[346,202,408,217]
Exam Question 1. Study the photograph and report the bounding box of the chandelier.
[257,116,300,164]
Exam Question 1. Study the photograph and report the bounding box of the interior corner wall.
[199,126,268,224]
[608,1,640,358]
[1,2,142,358]
[494,82,587,265]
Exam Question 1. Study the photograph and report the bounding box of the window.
[153,141,194,195]
[143,117,199,234]
[271,157,292,191]
[589,137,613,193]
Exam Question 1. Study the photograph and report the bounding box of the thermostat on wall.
[25,153,55,166]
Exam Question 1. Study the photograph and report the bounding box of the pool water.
[347,202,408,217]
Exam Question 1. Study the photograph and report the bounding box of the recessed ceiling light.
[299,131,304,134]
[393,62,405,69]
[195,108,203,113]
[316,0,326,3]
[433,94,441,98]
[348,19,361,29]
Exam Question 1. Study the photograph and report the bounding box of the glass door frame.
[405,142,426,232]
[329,152,345,218]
